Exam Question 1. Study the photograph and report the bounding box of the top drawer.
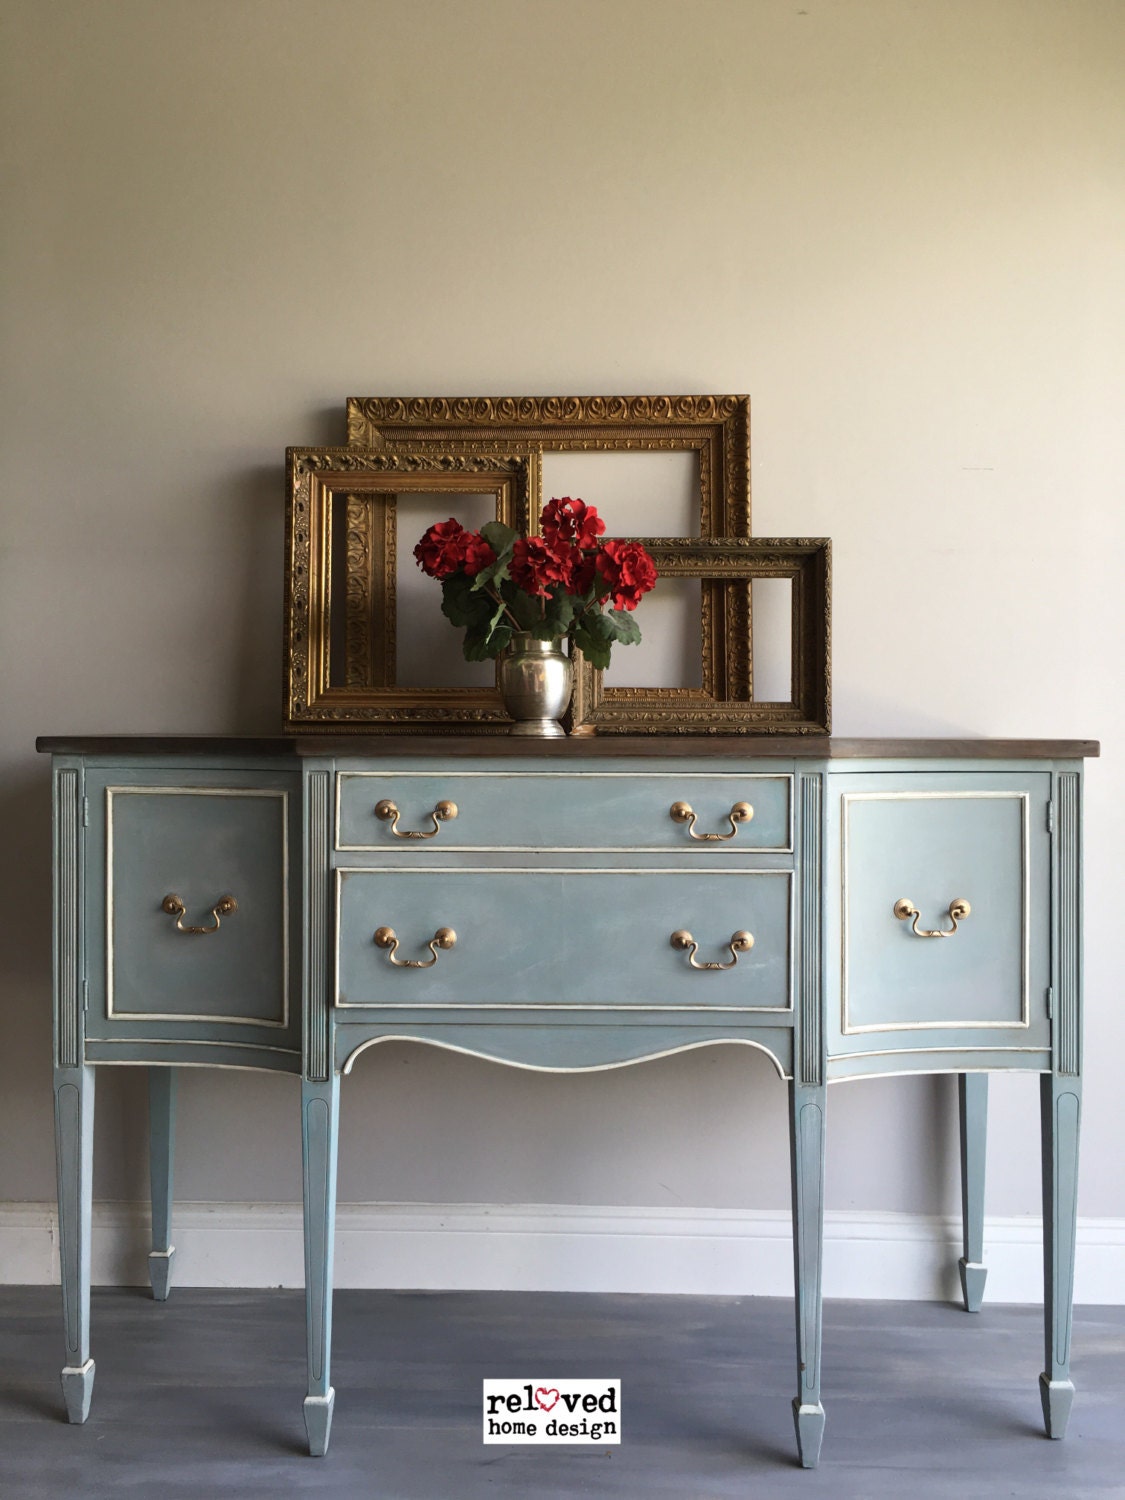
[336,771,793,853]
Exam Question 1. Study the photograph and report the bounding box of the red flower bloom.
[594,539,658,611]
[510,535,572,597]
[460,534,496,577]
[541,497,605,552]
[414,519,470,579]
[565,549,598,595]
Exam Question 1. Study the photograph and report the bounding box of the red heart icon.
[534,1386,560,1412]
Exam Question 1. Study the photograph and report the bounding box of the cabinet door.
[829,772,1052,1060]
[83,769,300,1050]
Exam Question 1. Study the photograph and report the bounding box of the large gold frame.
[345,394,751,535]
[284,447,533,731]
[567,538,831,735]
[343,394,755,732]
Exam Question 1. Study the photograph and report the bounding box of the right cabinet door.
[829,771,1052,1061]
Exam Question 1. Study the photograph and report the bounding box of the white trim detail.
[105,786,290,1028]
[841,790,1032,1034]
[4,1200,1123,1305]
[340,1033,790,1079]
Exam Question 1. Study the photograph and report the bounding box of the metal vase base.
[499,633,573,738]
[508,717,567,738]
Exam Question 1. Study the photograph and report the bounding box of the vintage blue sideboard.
[38,734,1096,1466]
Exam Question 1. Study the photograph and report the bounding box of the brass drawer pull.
[670,929,754,970]
[669,801,753,841]
[893,897,971,938]
[161,893,238,935]
[373,926,457,968]
[374,799,458,839]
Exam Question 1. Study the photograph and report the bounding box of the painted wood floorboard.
[0,1289,1122,1499]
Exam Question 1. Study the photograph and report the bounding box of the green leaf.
[463,623,511,661]
[469,555,511,592]
[608,608,642,645]
[530,592,575,640]
[487,593,510,635]
[573,622,612,670]
[503,585,541,631]
[441,578,492,629]
[479,520,517,556]
[586,610,617,642]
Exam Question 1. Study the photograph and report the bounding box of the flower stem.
[483,584,524,632]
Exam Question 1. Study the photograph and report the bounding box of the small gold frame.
[345,394,751,535]
[567,538,831,735]
[284,447,534,731]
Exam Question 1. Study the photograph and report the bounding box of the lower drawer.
[335,869,792,1011]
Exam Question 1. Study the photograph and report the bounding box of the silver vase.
[499,633,573,737]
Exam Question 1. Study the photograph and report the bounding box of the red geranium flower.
[565,549,598,595]
[414,519,470,579]
[541,497,605,552]
[460,534,496,577]
[594,539,658,611]
[510,535,572,597]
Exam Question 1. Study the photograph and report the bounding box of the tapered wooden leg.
[148,1067,176,1301]
[54,1064,96,1423]
[958,1073,988,1312]
[1040,1071,1081,1438]
[789,1080,826,1468]
[302,1074,340,1456]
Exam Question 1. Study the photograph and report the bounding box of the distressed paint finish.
[54,1065,95,1422]
[40,741,1092,1467]
[304,765,332,1084]
[336,768,793,852]
[798,772,823,1087]
[302,1074,340,1456]
[789,1082,826,1468]
[957,1073,988,1313]
[337,868,792,1011]
[53,765,82,1070]
[148,1067,176,1301]
[1039,768,1083,1438]
[1040,1074,1081,1437]
[1055,772,1081,1078]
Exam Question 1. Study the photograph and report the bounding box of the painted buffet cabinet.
[40,732,1094,1467]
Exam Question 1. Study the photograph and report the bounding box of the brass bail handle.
[670,929,754,970]
[161,893,238,935]
[670,801,754,842]
[374,926,457,968]
[374,799,458,840]
[893,897,971,938]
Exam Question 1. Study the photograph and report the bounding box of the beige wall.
[2,0,1122,1229]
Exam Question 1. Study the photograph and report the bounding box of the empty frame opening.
[751,577,793,702]
[540,450,701,538]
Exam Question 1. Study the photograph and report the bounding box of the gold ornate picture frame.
[284,447,534,731]
[345,394,751,536]
[567,538,831,735]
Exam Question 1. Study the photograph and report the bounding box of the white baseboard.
[3,1201,1123,1303]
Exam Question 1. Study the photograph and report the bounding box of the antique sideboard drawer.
[838,775,1050,1035]
[85,780,293,1033]
[335,868,792,1010]
[336,770,792,853]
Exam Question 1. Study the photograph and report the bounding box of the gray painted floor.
[1,1288,1123,1499]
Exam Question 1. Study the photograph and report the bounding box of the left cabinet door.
[82,769,301,1057]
